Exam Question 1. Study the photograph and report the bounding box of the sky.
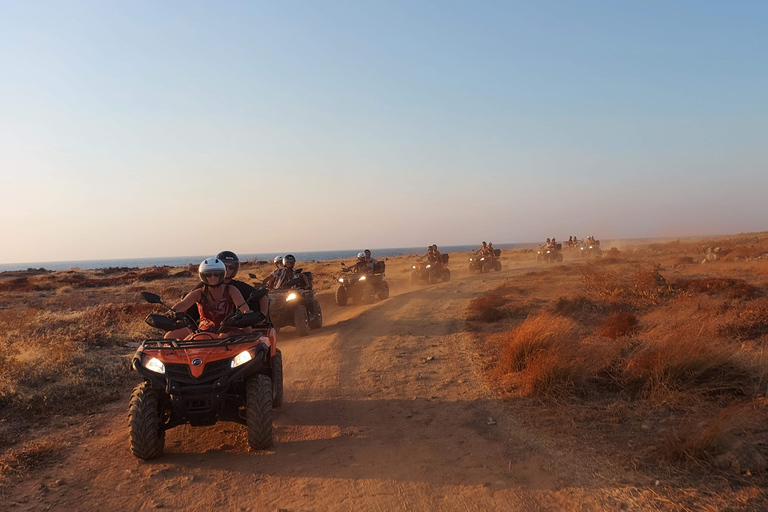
[1,0,767,264]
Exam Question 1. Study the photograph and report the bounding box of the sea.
[0,243,537,273]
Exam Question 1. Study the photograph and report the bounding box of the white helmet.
[273,255,283,267]
[357,251,365,261]
[198,258,226,286]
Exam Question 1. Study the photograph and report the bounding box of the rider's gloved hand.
[169,311,185,320]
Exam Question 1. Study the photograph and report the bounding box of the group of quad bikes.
[128,245,510,459]
[537,238,602,263]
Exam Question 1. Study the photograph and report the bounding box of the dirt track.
[6,266,678,511]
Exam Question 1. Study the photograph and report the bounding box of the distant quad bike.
[468,249,502,273]
[267,270,322,337]
[411,254,451,284]
[335,261,389,306]
[536,243,563,263]
[129,291,283,460]
[580,240,602,259]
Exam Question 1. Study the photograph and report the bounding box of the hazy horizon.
[2,1,767,264]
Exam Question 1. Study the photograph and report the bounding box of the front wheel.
[335,286,348,306]
[308,300,322,329]
[428,269,439,284]
[271,349,283,408]
[468,263,475,273]
[482,261,491,273]
[442,268,451,282]
[246,375,273,450]
[494,261,502,271]
[128,382,165,460]
[556,254,563,262]
[378,281,390,300]
[410,271,420,285]
[293,305,309,337]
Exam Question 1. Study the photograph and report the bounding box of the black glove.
[169,311,184,320]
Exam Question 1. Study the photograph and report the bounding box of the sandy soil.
[2,263,738,511]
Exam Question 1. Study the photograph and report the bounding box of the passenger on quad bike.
[273,255,283,268]
[264,254,310,290]
[336,252,389,305]
[363,249,378,270]
[166,258,256,340]
[189,251,269,317]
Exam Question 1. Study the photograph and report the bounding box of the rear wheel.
[308,300,322,329]
[128,382,165,460]
[335,286,348,306]
[378,281,390,300]
[428,269,439,284]
[271,349,283,408]
[442,268,451,282]
[246,375,273,450]
[293,305,309,337]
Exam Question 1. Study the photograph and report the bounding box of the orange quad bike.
[129,291,282,460]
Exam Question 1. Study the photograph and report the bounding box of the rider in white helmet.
[164,258,253,339]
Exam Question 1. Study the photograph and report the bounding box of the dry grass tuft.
[0,439,63,479]
[467,293,508,322]
[498,313,580,372]
[597,312,638,339]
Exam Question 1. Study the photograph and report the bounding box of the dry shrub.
[659,399,768,471]
[606,247,621,258]
[597,312,638,339]
[673,277,760,300]
[467,293,508,322]
[0,439,63,479]
[624,336,749,397]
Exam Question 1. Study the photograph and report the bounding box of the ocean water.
[0,243,536,273]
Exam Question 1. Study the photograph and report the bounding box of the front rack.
[140,330,270,350]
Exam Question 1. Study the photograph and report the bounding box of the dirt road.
[6,267,673,511]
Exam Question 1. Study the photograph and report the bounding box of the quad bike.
[129,291,283,460]
[468,249,502,273]
[267,270,322,337]
[411,254,451,284]
[580,240,602,259]
[335,261,389,306]
[536,243,563,263]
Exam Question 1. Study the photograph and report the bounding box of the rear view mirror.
[341,262,346,266]
[141,292,162,304]
[249,273,258,279]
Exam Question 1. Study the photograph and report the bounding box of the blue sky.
[1,1,767,263]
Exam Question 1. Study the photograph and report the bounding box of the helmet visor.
[200,270,225,284]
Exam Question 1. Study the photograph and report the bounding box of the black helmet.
[283,254,296,267]
[216,250,239,278]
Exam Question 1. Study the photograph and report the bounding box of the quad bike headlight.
[338,278,344,283]
[359,275,366,281]
[231,350,253,368]
[412,265,416,269]
[589,246,593,249]
[286,293,297,302]
[480,258,485,261]
[426,265,431,268]
[145,356,165,374]
[546,250,551,254]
